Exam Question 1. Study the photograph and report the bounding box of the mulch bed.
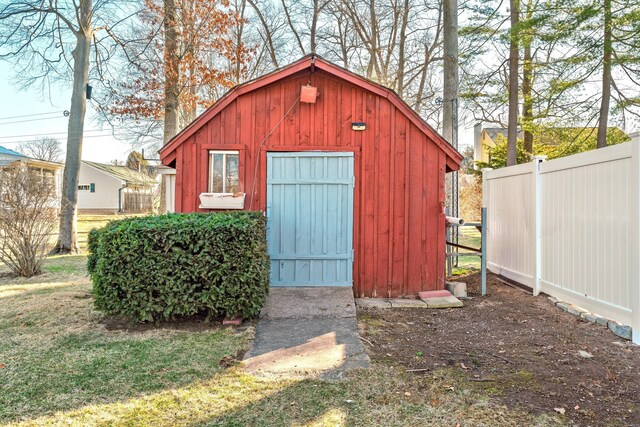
[358,273,640,426]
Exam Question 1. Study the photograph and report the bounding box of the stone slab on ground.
[551,297,632,341]
[445,281,468,298]
[388,299,428,308]
[418,290,452,299]
[242,317,370,380]
[580,312,608,326]
[567,305,588,317]
[423,295,464,309]
[260,287,356,319]
[608,321,632,340]
[356,298,392,309]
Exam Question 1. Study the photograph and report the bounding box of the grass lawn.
[1,254,561,426]
[449,226,482,276]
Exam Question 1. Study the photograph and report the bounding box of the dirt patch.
[0,271,16,279]
[102,314,257,333]
[358,273,640,427]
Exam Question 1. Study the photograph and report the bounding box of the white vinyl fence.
[483,141,640,344]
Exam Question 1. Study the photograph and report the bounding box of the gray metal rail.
[445,207,487,296]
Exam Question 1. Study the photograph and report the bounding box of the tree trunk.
[507,0,519,166]
[442,0,458,146]
[234,0,247,83]
[164,0,180,143]
[310,0,319,54]
[367,0,379,79]
[52,1,92,254]
[522,37,533,155]
[597,0,612,149]
[396,0,410,97]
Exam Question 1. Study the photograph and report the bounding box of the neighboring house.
[78,161,158,213]
[0,145,64,203]
[157,165,177,213]
[473,123,629,164]
[473,125,519,164]
[159,54,463,297]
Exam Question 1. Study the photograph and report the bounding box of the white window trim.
[208,150,239,194]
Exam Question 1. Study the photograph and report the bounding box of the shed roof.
[159,55,463,167]
[83,161,156,187]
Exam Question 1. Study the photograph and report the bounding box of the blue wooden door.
[266,152,354,286]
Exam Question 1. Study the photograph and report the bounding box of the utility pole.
[443,0,459,274]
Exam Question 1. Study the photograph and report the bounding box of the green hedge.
[88,212,270,322]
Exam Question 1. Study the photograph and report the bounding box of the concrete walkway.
[242,287,370,380]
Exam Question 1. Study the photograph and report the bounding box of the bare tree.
[18,137,64,163]
[0,162,59,277]
[0,0,131,254]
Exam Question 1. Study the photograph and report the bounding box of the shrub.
[0,162,59,277]
[86,227,101,274]
[89,212,270,322]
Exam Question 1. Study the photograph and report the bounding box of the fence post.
[532,155,546,296]
[481,207,487,296]
[481,168,492,209]
[481,168,492,290]
[630,141,640,345]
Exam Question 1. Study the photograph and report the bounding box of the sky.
[0,61,133,163]
[0,60,475,164]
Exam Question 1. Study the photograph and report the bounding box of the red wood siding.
[165,68,451,297]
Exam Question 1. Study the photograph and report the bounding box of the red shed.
[160,55,462,297]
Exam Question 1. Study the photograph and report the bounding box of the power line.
[0,129,110,139]
[0,116,65,126]
[0,134,119,145]
[0,111,66,121]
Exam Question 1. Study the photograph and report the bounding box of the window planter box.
[199,192,245,210]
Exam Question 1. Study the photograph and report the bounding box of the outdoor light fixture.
[86,84,93,100]
[300,85,318,103]
[351,122,366,131]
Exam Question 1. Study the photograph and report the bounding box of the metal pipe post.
[481,207,487,296]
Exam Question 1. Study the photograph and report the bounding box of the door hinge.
[352,176,355,188]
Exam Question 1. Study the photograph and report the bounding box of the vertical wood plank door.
[266,152,354,286]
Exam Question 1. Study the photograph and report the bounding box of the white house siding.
[165,174,176,213]
[77,163,125,210]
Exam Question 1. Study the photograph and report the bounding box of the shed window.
[209,151,239,193]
